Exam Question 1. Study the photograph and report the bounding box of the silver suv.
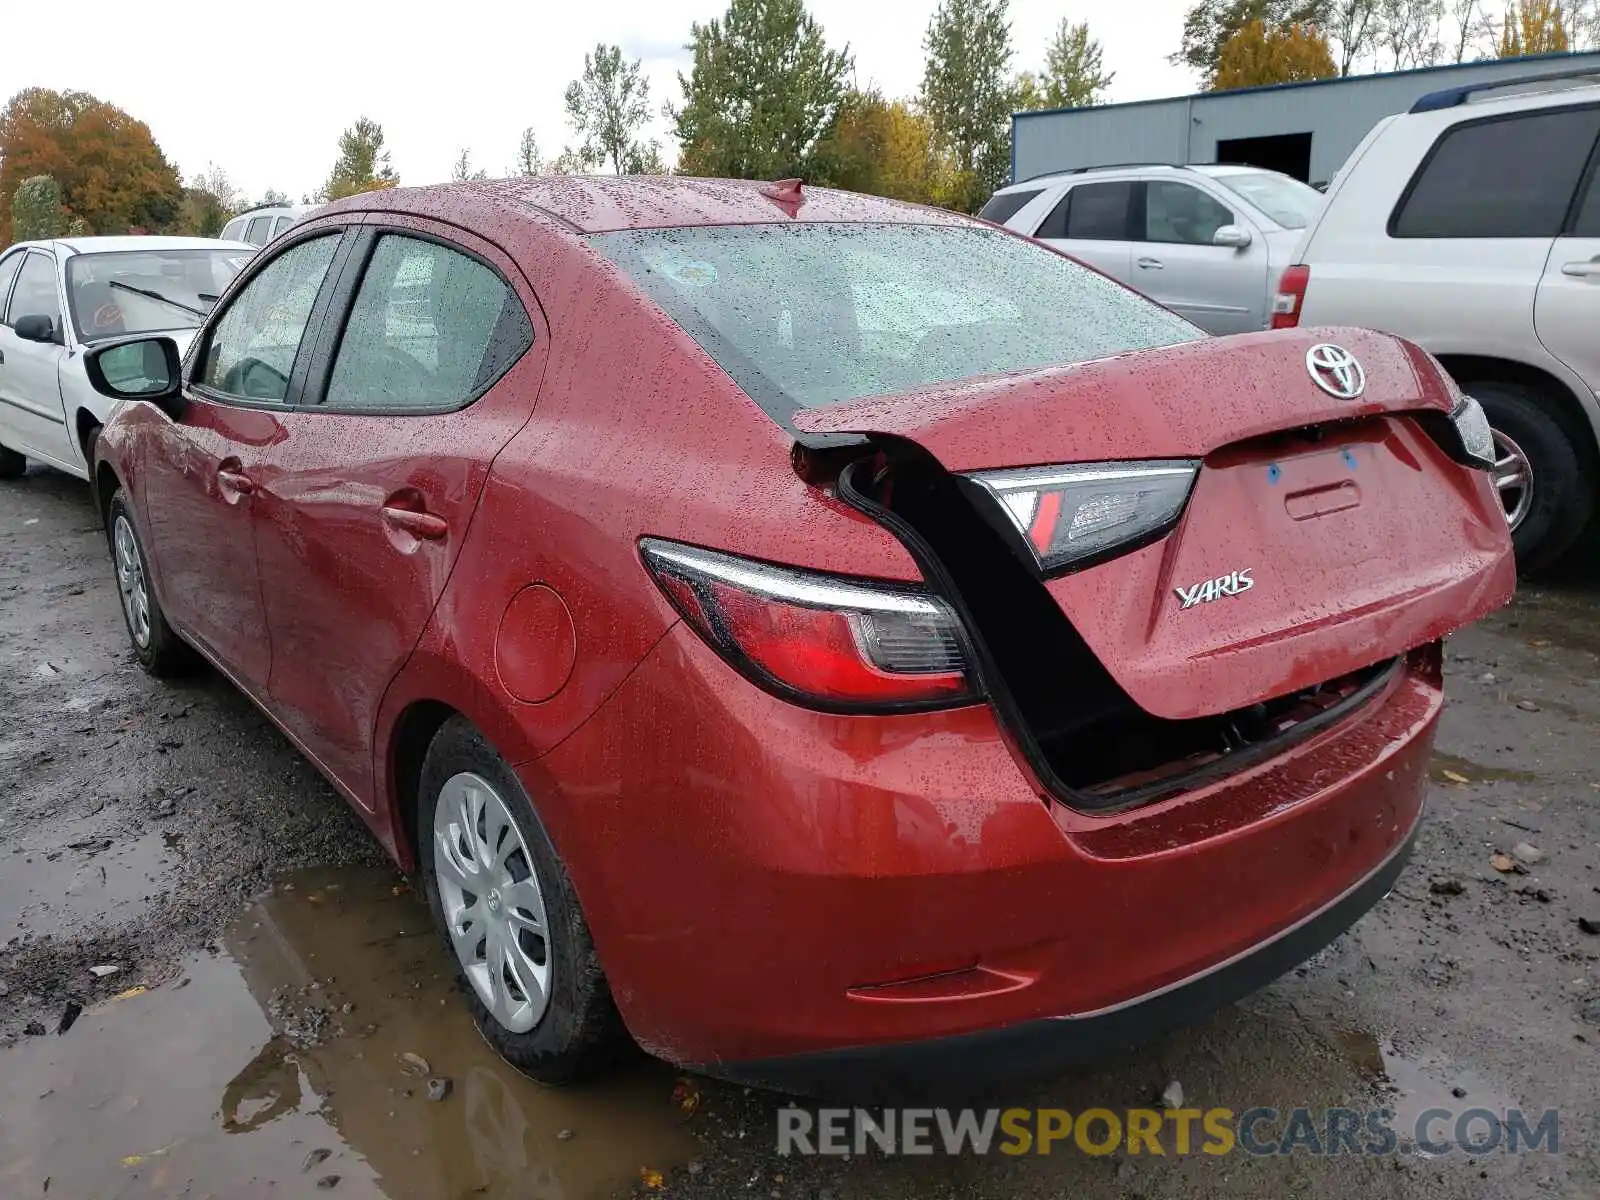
[981,163,1322,335]
[220,204,312,248]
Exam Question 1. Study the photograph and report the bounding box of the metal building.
[1011,51,1600,187]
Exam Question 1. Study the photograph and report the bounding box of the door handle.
[1560,257,1600,278]
[217,468,255,495]
[0,348,6,364]
[1136,257,1164,270]
[381,505,448,540]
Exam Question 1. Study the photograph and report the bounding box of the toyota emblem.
[1305,343,1365,399]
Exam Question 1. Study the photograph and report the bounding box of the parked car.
[220,204,312,248]
[82,177,1512,1092]
[980,163,1324,334]
[0,236,253,481]
[1276,69,1600,571]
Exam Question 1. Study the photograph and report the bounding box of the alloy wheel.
[432,772,552,1033]
[113,515,151,648]
[1490,427,1533,533]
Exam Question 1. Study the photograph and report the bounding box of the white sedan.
[0,236,253,481]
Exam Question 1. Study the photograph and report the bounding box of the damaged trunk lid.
[797,328,1515,724]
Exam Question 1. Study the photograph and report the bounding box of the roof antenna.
[759,178,805,211]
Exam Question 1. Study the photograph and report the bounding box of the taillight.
[962,461,1199,575]
[1271,264,1309,329]
[640,539,976,711]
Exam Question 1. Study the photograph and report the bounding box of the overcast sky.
[24,0,1196,202]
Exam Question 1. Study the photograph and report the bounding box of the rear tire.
[1465,380,1595,574]
[418,717,629,1083]
[0,443,24,480]
[106,488,195,677]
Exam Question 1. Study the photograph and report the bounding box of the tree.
[451,148,489,182]
[1380,0,1443,67]
[1323,0,1382,72]
[669,0,853,181]
[317,116,399,202]
[191,163,241,213]
[1034,18,1115,106]
[814,88,955,203]
[1444,0,1491,60]
[1172,0,1328,81]
[920,0,1015,213]
[175,188,228,236]
[1498,0,1571,52]
[259,187,291,206]
[11,175,65,240]
[516,127,543,175]
[1211,19,1338,87]
[562,43,660,175]
[0,88,183,243]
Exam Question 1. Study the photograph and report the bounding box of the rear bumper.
[701,813,1417,1096]
[531,632,1443,1080]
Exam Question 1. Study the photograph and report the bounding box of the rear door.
[1534,129,1600,394]
[0,250,75,468]
[1134,179,1267,334]
[1033,180,1134,285]
[248,219,542,806]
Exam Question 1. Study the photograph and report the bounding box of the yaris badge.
[1306,343,1365,399]
[1176,568,1254,609]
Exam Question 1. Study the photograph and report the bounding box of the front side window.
[0,251,26,321]
[1210,171,1322,229]
[10,252,61,328]
[1143,181,1234,245]
[978,188,1044,225]
[66,249,251,342]
[197,235,340,402]
[324,235,530,410]
[1391,107,1600,238]
[591,222,1200,422]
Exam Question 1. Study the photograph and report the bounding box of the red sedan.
[82,177,1513,1093]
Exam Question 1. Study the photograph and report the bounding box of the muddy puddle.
[1428,751,1542,785]
[0,867,697,1199]
[1331,1028,1515,1150]
[0,827,181,946]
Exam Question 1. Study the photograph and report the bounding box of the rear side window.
[1064,182,1133,239]
[324,234,531,411]
[1391,107,1600,238]
[198,235,340,402]
[1573,168,1600,237]
[591,222,1200,422]
[978,188,1043,225]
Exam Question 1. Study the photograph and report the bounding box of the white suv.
[981,164,1323,335]
[1278,70,1600,570]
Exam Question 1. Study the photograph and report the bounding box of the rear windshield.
[590,222,1200,423]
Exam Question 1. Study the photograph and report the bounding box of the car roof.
[11,235,255,255]
[327,177,975,235]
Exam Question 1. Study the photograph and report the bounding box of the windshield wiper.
[108,279,208,319]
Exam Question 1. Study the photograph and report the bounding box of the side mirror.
[13,313,62,345]
[85,335,187,418]
[1212,224,1253,250]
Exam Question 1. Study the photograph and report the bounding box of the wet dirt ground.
[2,465,1596,1200]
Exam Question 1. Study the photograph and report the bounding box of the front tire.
[1466,380,1595,574]
[418,717,629,1083]
[106,488,194,676]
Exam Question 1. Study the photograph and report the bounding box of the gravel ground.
[1,464,1596,1200]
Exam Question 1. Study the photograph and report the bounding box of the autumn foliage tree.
[1212,20,1338,88]
[920,0,1016,213]
[1498,0,1571,53]
[0,88,182,244]
[815,90,956,205]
